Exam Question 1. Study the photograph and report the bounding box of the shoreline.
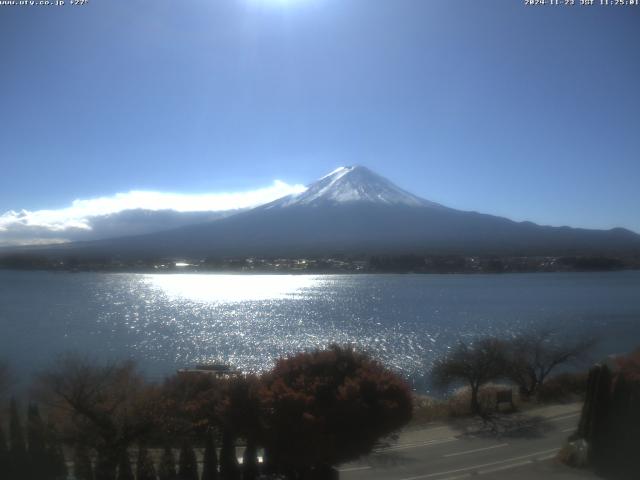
[2,265,639,275]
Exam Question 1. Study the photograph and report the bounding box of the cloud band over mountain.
[0,180,306,246]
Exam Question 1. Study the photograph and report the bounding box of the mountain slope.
[22,166,640,258]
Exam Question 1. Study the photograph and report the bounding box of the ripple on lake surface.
[1,271,639,391]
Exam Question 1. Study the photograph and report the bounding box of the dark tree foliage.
[116,450,134,480]
[578,365,612,449]
[504,330,594,398]
[217,375,262,445]
[0,424,8,480]
[45,420,68,480]
[432,338,507,414]
[158,446,177,480]
[159,372,221,439]
[369,255,430,273]
[557,256,624,271]
[73,444,95,480]
[241,439,259,480]
[136,444,157,480]
[0,254,54,270]
[219,430,240,480]
[178,441,198,480]
[96,448,119,480]
[8,398,27,480]
[160,372,259,480]
[49,447,68,480]
[216,375,262,480]
[261,345,413,474]
[577,350,640,479]
[26,403,48,479]
[9,398,26,454]
[201,432,218,480]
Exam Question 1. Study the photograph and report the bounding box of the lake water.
[1,270,639,392]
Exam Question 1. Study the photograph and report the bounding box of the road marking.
[406,425,453,433]
[439,453,560,479]
[547,412,580,422]
[343,409,578,478]
[443,443,508,458]
[378,437,458,452]
[370,410,579,457]
[562,427,576,432]
[398,448,560,480]
[536,453,559,461]
[477,459,532,475]
[476,451,559,475]
[338,465,372,472]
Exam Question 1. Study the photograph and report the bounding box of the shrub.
[201,433,218,480]
[158,446,177,480]
[446,383,517,417]
[411,395,449,425]
[73,444,94,480]
[261,345,412,475]
[177,441,198,480]
[116,450,134,480]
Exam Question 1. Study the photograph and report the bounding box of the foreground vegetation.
[411,372,589,426]
[0,330,626,480]
[430,330,594,414]
[0,346,412,480]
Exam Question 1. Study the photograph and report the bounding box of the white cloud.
[0,180,306,246]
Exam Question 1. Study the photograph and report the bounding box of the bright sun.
[250,0,307,5]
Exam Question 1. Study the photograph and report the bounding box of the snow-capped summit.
[268,165,442,208]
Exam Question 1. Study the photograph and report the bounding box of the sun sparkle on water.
[143,274,323,303]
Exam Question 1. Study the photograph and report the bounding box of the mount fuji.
[27,166,640,258]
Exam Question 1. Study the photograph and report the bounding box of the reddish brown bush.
[260,345,413,473]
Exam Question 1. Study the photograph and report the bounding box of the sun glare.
[144,274,322,303]
[248,0,308,6]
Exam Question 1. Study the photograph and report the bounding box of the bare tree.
[431,338,507,414]
[34,354,157,480]
[504,329,595,399]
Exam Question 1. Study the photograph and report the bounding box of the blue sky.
[1,0,639,243]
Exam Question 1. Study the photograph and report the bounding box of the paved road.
[338,404,598,480]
